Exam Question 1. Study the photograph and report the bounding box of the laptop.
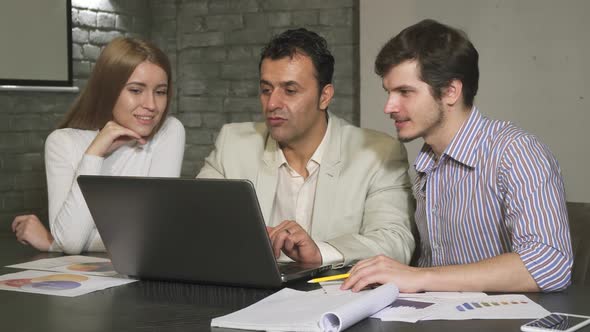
[77,175,331,288]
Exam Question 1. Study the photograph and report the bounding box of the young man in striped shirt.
[341,19,572,293]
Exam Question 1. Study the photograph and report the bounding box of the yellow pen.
[307,273,350,283]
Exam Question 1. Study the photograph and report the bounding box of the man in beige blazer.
[197,28,414,267]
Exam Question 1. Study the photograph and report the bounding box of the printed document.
[0,270,136,297]
[373,294,549,322]
[211,283,399,332]
[422,294,550,320]
[212,279,550,330]
[8,255,118,277]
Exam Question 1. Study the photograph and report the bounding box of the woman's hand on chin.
[85,121,146,157]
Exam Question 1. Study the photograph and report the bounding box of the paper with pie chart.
[7,255,118,277]
[0,270,136,297]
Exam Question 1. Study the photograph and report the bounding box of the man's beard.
[395,102,445,143]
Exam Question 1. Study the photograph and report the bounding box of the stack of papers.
[212,283,399,332]
[8,255,119,277]
[1,256,136,297]
[0,269,136,297]
[212,282,551,331]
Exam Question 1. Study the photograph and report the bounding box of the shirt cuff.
[317,241,344,266]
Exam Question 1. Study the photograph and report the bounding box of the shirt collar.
[276,115,331,169]
[415,106,485,172]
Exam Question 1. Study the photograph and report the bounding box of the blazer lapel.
[311,115,342,239]
[256,133,280,224]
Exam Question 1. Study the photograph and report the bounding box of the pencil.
[307,273,350,283]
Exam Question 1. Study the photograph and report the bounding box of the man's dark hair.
[259,28,334,92]
[375,19,479,107]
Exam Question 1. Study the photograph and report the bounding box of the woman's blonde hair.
[59,37,172,135]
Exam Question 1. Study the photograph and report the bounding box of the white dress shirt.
[270,119,344,265]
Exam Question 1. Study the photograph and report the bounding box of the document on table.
[421,294,551,320]
[320,281,548,323]
[212,278,550,330]
[211,283,399,332]
[371,297,445,323]
[8,255,118,277]
[0,270,136,297]
[373,294,550,322]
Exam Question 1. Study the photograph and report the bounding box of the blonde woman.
[12,37,185,254]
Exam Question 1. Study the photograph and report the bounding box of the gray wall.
[360,0,590,203]
[0,0,359,232]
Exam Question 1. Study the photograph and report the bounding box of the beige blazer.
[197,113,415,265]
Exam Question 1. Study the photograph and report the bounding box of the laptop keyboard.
[277,262,307,274]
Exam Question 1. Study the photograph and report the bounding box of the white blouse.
[45,116,185,254]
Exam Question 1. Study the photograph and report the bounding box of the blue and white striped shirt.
[413,108,572,292]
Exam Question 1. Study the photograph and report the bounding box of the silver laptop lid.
[77,175,326,288]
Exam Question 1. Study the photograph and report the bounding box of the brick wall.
[0,0,359,233]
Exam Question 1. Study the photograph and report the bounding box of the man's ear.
[319,84,335,110]
[442,79,463,106]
